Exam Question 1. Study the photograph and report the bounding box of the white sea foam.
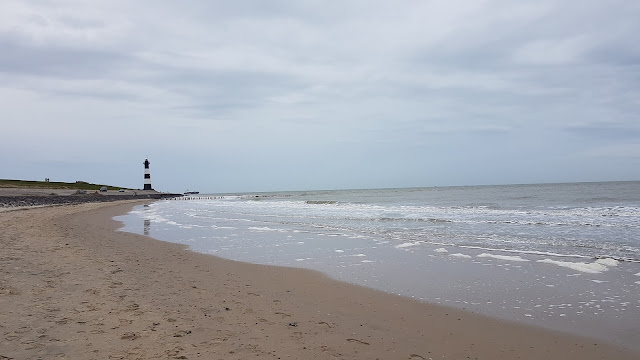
[449,253,472,259]
[634,272,640,276]
[395,242,421,249]
[537,259,609,274]
[434,248,448,253]
[477,253,529,262]
[145,213,172,224]
[334,249,344,253]
[595,258,618,267]
[458,245,591,259]
[361,260,374,263]
[248,226,282,232]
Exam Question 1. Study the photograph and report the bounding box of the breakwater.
[0,193,180,209]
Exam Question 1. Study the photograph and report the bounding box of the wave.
[225,200,640,228]
[134,199,640,263]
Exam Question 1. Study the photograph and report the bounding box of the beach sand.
[1,201,638,359]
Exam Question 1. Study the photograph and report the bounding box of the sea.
[116,181,640,349]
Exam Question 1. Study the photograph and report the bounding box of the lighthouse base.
[144,184,153,190]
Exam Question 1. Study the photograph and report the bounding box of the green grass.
[0,179,128,191]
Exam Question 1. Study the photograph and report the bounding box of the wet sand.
[1,201,638,359]
[119,201,640,349]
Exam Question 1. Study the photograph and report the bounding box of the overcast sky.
[1,1,639,193]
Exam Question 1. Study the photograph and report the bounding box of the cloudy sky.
[1,1,639,193]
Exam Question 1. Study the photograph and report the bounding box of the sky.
[1,0,639,193]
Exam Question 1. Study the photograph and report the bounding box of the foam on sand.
[595,258,619,267]
[449,253,472,259]
[458,245,591,259]
[395,241,421,249]
[248,226,283,232]
[537,259,611,274]
[477,253,529,262]
[434,248,448,253]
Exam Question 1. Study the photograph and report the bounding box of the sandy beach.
[1,201,639,359]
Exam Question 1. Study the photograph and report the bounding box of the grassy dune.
[0,179,127,191]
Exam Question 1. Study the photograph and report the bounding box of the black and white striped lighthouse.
[143,158,153,190]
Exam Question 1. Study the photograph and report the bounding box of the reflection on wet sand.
[143,204,151,235]
[144,219,150,235]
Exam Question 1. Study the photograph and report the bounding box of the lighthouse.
[143,158,153,190]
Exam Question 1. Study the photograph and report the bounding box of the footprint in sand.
[346,338,370,345]
[320,345,342,357]
[120,332,138,340]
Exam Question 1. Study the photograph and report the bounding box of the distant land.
[0,179,181,208]
[0,179,129,191]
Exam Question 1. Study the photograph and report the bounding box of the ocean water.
[116,181,640,349]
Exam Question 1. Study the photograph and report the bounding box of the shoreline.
[1,201,638,359]
[119,199,640,349]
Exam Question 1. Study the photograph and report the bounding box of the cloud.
[578,143,640,159]
[0,40,130,78]
[512,36,594,65]
[1,0,639,191]
[564,123,640,140]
